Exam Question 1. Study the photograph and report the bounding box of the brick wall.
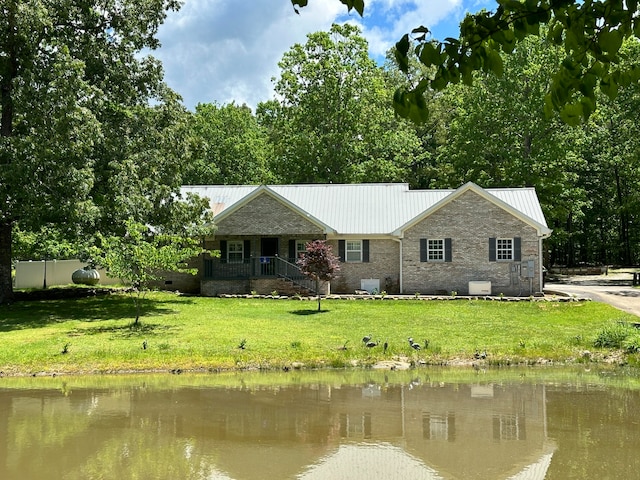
[215,193,325,236]
[149,255,202,294]
[401,190,541,296]
[328,239,401,294]
[201,279,250,296]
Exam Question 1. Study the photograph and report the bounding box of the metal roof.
[180,183,550,236]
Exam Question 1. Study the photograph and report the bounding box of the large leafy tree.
[293,0,640,124]
[433,33,590,257]
[183,102,274,185]
[258,23,421,184]
[575,39,640,265]
[0,0,204,304]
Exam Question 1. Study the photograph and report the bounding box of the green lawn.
[0,291,638,375]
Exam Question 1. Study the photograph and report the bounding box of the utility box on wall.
[521,260,536,278]
[360,279,380,294]
[468,281,492,295]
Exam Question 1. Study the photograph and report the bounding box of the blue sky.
[153,0,496,111]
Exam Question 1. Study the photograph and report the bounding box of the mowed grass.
[0,292,638,375]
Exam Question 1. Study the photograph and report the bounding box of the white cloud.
[154,0,345,110]
[152,0,480,111]
[362,0,464,58]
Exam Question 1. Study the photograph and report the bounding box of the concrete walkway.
[545,272,640,318]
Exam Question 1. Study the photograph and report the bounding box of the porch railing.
[272,256,317,293]
[203,256,316,293]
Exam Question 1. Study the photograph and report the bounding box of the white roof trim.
[394,182,552,237]
[214,185,337,235]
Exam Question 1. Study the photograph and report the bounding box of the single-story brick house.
[169,182,551,297]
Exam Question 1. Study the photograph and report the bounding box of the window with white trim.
[428,239,445,261]
[227,241,244,263]
[346,240,363,262]
[496,238,514,261]
[296,240,307,257]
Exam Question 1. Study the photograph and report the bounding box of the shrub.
[623,332,640,353]
[593,322,633,349]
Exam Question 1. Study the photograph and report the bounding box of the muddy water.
[0,368,638,480]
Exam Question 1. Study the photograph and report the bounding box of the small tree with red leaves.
[296,240,340,311]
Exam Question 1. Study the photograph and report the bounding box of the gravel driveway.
[545,272,640,318]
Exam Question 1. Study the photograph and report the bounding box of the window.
[489,237,521,262]
[422,413,456,441]
[493,414,526,441]
[296,240,307,257]
[420,238,452,262]
[338,239,369,262]
[497,238,513,261]
[227,241,244,263]
[346,240,363,262]
[428,239,445,261]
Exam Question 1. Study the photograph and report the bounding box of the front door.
[260,238,279,275]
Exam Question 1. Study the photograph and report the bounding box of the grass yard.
[0,291,639,375]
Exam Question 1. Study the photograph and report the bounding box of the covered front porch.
[201,236,319,296]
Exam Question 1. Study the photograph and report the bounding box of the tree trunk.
[0,4,17,304]
[0,221,14,304]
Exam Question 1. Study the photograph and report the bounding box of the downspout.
[393,237,403,294]
[538,233,551,293]
[539,236,544,293]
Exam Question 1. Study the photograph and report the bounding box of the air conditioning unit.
[469,281,491,295]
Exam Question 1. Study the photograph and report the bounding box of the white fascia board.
[215,185,337,235]
[394,182,552,237]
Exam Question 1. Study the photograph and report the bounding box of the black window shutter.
[220,240,227,264]
[489,238,496,262]
[338,240,345,262]
[420,239,427,262]
[362,240,370,262]
[445,238,452,262]
[289,239,296,260]
[243,240,251,261]
[514,237,521,261]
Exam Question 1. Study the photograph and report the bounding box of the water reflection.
[0,369,638,479]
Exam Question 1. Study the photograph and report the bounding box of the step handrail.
[273,256,316,293]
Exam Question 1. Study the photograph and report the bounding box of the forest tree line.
[7,22,639,282]
[179,24,639,267]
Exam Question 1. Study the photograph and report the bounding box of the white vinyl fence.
[14,260,120,289]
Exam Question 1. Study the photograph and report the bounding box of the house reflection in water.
[0,378,556,480]
[301,380,554,480]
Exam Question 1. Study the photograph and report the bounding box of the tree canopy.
[293,0,640,125]
[258,23,423,184]
[0,0,210,303]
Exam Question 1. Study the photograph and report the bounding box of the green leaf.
[598,29,623,57]
[499,29,517,53]
[559,102,583,126]
[486,49,504,76]
[393,89,430,124]
[412,25,430,42]
[548,22,564,45]
[394,34,411,73]
[543,93,555,118]
[418,42,441,67]
[290,0,308,13]
[579,96,595,119]
[599,74,618,100]
[579,73,596,98]
[345,0,365,16]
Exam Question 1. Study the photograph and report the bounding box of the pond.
[1,367,638,480]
